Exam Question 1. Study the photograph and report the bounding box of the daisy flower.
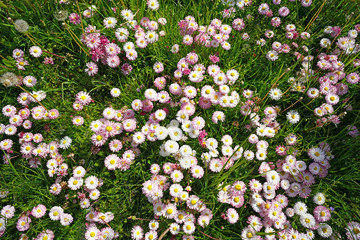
[183,35,193,45]
[123,119,137,132]
[345,222,360,240]
[131,225,144,240]
[314,206,331,222]
[150,164,161,175]
[212,111,225,123]
[107,55,121,67]
[146,31,158,43]
[12,48,24,59]
[16,216,31,232]
[192,116,205,130]
[171,170,183,183]
[60,213,73,226]
[104,154,120,171]
[49,183,61,195]
[147,220,159,231]
[85,176,99,190]
[317,223,332,238]
[169,223,180,235]
[72,116,84,126]
[169,184,183,198]
[1,205,15,218]
[325,93,339,105]
[153,62,164,73]
[76,91,92,105]
[183,222,195,235]
[145,231,158,240]
[85,226,100,240]
[163,204,177,219]
[266,50,278,61]
[308,147,325,162]
[313,192,326,205]
[164,140,179,154]
[133,132,146,144]
[84,61,98,76]
[191,165,204,178]
[171,44,179,53]
[49,206,63,221]
[29,46,42,58]
[80,198,90,209]
[90,120,103,133]
[269,88,283,100]
[68,177,83,190]
[226,208,239,224]
[110,88,121,97]
[89,189,100,200]
[59,136,72,149]
[115,28,129,42]
[73,166,86,178]
[0,217,6,232]
[4,125,16,136]
[103,17,117,28]
[155,126,168,140]
[286,110,300,124]
[22,76,36,87]
[121,9,134,20]
[73,102,84,111]
[147,0,160,10]
[26,214,45,228]
[320,38,331,48]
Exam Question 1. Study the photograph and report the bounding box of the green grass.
[0,0,360,239]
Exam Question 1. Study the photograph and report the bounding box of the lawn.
[0,0,360,239]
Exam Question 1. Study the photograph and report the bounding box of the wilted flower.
[0,72,21,87]
[14,19,29,33]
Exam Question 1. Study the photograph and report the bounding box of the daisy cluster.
[176,1,319,62]
[1,203,70,239]
[219,142,335,239]
[0,102,61,164]
[121,43,350,238]
[7,45,54,73]
[89,104,140,171]
[78,7,166,76]
[177,16,237,49]
[280,25,360,129]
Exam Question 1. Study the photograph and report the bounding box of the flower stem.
[158,228,170,240]
[281,97,303,114]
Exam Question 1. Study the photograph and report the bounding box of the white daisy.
[59,136,72,149]
[269,88,283,100]
[286,110,300,124]
[103,17,117,28]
